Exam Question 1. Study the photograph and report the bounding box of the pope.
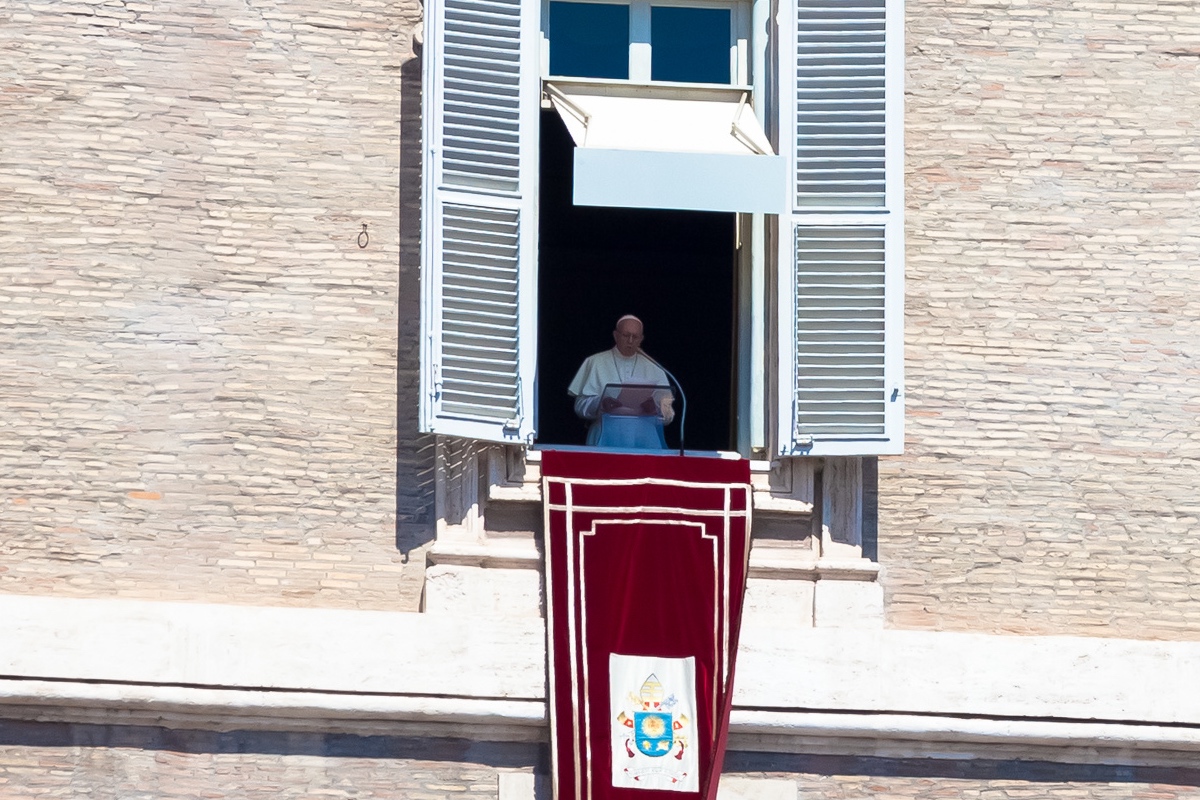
[567,315,675,447]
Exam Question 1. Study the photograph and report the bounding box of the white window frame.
[420,0,905,457]
[541,0,751,86]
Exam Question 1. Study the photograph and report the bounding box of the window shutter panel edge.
[420,0,539,444]
[776,0,904,457]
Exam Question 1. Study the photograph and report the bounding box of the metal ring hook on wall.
[358,223,369,249]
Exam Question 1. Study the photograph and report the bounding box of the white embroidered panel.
[609,654,699,792]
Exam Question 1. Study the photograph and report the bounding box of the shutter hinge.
[503,376,524,438]
[430,347,442,404]
[791,393,813,452]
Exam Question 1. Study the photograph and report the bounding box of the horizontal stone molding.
[0,594,545,700]
[734,627,1200,726]
[747,550,880,581]
[4,594,1200,766]
[426,541,543,569]
[0,679,546,741]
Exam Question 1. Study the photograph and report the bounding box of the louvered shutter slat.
[437,205,522,423]
[794,0,888,208]
[791,226,888,438]
[440,0,524,195]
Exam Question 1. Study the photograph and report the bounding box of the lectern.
[589,383,672,449]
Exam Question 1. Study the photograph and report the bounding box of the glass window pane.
[650,6,731,84]
[549,2,630,79]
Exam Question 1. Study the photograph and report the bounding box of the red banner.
[543,450,752,800]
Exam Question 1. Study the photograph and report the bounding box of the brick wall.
[726,752,1200,800]
[0,722,539,800]
[0,0,433,610]
[3,725,1200,799]
[4,0,1199,633]
[889,0,1200,637]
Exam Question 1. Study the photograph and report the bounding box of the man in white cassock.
[568,315,675,448]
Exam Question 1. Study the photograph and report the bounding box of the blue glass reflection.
[549,2,630,79]
[651,6,731,84]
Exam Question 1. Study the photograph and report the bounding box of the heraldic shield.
[635,710,673,757]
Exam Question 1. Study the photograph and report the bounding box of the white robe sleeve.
[574,393,601,421]
[568,352,611,421]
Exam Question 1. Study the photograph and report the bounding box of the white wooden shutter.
[776,0,903,455]
[420,0,539,443]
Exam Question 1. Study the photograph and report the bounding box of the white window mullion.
[629,0,652,81]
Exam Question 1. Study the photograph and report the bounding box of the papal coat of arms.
[609,654,698,792]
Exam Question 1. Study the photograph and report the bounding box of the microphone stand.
[638,348,686,456]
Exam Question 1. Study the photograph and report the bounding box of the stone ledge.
[750,494,814,515]
[0,679,546,742]
[488,480,543,504]
[749,548,879,581]
[0,594,545,700]
[426,541,542,568]
[7,683,1200,770]
[735,628,1200,725]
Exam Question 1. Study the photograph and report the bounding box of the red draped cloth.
[542,450,752,800]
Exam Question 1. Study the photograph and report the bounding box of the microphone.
[638,348,687,456]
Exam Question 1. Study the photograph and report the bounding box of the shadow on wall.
[0,719,547,766]
[396,43,436,558]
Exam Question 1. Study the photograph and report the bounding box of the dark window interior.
[548,1,630,79]
[650,6,732,84]
[536,110,736,451]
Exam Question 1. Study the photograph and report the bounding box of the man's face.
[613,320,644,357]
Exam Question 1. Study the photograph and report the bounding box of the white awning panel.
[545,81,787,214]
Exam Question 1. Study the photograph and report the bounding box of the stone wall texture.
[726,752,1200,800]
[0,0,433,610]
[3,725,1200,799]
[887,0,1200,638]
[0,722,540,800]
[1,0,1197,633]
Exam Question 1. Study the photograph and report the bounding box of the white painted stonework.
[734,627,1200,724]
[3,594,1200,767]
[0,594,546,740]
[717,778,797,800]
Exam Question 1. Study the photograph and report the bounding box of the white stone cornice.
[0,678,546,740]
[5,593,1200,768]
[0,593,545,699]
[733,627,1200,725]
